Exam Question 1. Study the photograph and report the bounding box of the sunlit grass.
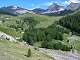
[0,40,53,60]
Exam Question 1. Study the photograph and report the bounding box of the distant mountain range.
[0,2,80,16]
[41,3,64,14]
[0,6,34,15]
[32,8,47,14]
[33,2,80,15]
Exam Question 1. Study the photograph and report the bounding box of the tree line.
[59,12,80,35]
[22,17,72,51]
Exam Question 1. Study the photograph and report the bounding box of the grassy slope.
[0,26,22,37]
[0,13,62,37]
[0,14,22,37]
[0,13,57,60]
[18,13,62,28]
[0,40,53,60]
[1,13,80,52]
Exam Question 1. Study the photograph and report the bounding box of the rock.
[0,32,16,42]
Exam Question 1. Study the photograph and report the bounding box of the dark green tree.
[22,17,38,45]
[27,48,31,57]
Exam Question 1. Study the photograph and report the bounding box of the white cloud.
[42,1,53,6]
[61,0,80,7]
[65,1,70,5]
[30,0,80,10]
[30,1,54,9]
[69,0,80,3]
[60,1,70,6]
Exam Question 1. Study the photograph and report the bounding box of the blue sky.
[0,0,79,9]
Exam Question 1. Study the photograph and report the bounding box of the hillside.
[0,13,61,37]
[0,10,80,60]
[0,40,53,60]
[1,0,80,59]
[59,11,80,35]
[58,11,80,51]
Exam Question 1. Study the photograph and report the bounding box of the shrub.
[41,40,71,51]
[27,48,31,57]
[61,45,71,51]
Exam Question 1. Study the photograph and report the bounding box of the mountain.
[48,3,64,12]
[41,3,80,16]
[0,6,33,15]
[66,2,80,11]
[42,3,65,15]
[32,8,47,14]
[0,2,80,16]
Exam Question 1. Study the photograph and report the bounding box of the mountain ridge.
[0,6,34,15]
[0,2,80,16]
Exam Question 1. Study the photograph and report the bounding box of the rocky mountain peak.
[66,2,80,11]
[48,3,64,12]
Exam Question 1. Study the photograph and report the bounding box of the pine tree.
[27,48,31,57]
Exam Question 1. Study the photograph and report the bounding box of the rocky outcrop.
[0,32,16,42]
